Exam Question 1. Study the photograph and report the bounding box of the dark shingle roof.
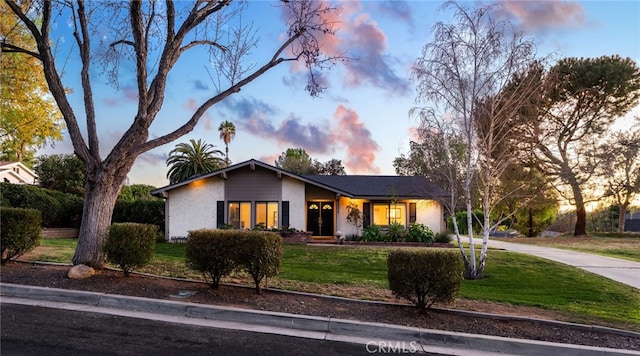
[303,175,448,199]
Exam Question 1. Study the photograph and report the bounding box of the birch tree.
[2,0,342,268]
[411,1,539,279]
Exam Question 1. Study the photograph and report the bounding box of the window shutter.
[409,203,417,223]
[282,201,290,228]
[363,202,371,228]
[216,201,225,228]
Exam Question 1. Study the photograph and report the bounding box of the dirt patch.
[1,262,639,351]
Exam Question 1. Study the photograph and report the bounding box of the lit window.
[228,202,251,229]
[256,202,278,229]
[372,203,406,226]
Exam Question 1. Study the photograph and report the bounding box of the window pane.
[372,203,406,226]
[372,203,387,226]
[256,202,267,228]
[390,204,406,225]
[229,202,251,229]
[268,202,278,229]
[239,203,250,229]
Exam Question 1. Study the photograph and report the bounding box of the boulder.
[67,264,96,279]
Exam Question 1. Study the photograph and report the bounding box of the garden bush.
[361,225,383,242]
[406,223,434,243]
[448,210,483,235]
[105,223,158,276]
[112,199,165,233]
[434,231,452,243]
[0,182,82,227]
[185,229,283,294]
[185,229,239,289]
[386,222,406,242]
[235,231,283,295]
[387,249,463,313]
[1,207,42,264]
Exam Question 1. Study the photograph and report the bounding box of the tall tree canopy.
[0,1,63,164]
[275,148,314,174]
[597,123,640,232]
[312,158,346,175]
[34,154,86,196]
[166,139,225,184]
[274,148,345,175]
[2,0,342,268]
[530,56,640,236]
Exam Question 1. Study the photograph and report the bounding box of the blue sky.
[37,0,640,188]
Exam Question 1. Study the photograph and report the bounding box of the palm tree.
[218,120,236,165]
[166,139,225,184]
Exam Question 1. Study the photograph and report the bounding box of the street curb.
[2,283,639,356]
[12,260,640,339]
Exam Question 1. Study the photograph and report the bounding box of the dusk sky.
[36,1,640,188]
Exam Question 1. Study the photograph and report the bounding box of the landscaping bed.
[1,261,639,351]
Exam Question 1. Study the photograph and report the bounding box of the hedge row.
[1,183,164,231]
[1,182,82,227]
[105,223,158,276]
[1,207,42,264]
[112,200,165,233]
[185,229,283,294]
[387,249,463,313]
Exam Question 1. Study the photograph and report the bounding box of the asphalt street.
[2,303,440,356]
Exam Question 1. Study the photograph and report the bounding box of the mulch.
[1,261,639,351]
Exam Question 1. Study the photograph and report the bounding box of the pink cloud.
[183,98,198,111]
[497,1,586,32]
[123,86,138,101]
[332,105,380,174]
[281,0,409,95]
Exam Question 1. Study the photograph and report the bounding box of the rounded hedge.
[1,207,42,264]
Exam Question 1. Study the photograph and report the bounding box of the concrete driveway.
[473,238,640,290]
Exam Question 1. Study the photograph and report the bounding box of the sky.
[36,0,640,188]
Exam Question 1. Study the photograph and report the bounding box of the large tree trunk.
[72,164,129,268]
[618,202,629,232]
[569,183,587,236]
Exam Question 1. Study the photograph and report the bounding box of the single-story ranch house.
[152,159,448,241]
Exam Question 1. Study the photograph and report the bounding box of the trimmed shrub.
[235,231,283,295]
[1,207,42,264]
[434,231,452,243]
[406,223,434,243]
[361,225,383,242]
[105,223,158,276]
[184,229,283,294]
[0,182,83,227]
[112,199,165,233]
[185,229,239,289]
[387,250,463,313]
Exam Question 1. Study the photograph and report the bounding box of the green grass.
[459,251,640,327]
[21,239,640,330]
[499,235,640,262]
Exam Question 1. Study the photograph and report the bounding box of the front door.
[307,202,334,237]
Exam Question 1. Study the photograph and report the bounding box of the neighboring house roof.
[0,161,38,184]
[152,158,447,200]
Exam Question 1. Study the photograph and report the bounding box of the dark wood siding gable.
[226,166,282,201]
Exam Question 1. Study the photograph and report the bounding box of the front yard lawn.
[19,239,640,329]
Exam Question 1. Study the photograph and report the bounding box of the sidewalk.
[474,238,640,290]
[2,283,639,356]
